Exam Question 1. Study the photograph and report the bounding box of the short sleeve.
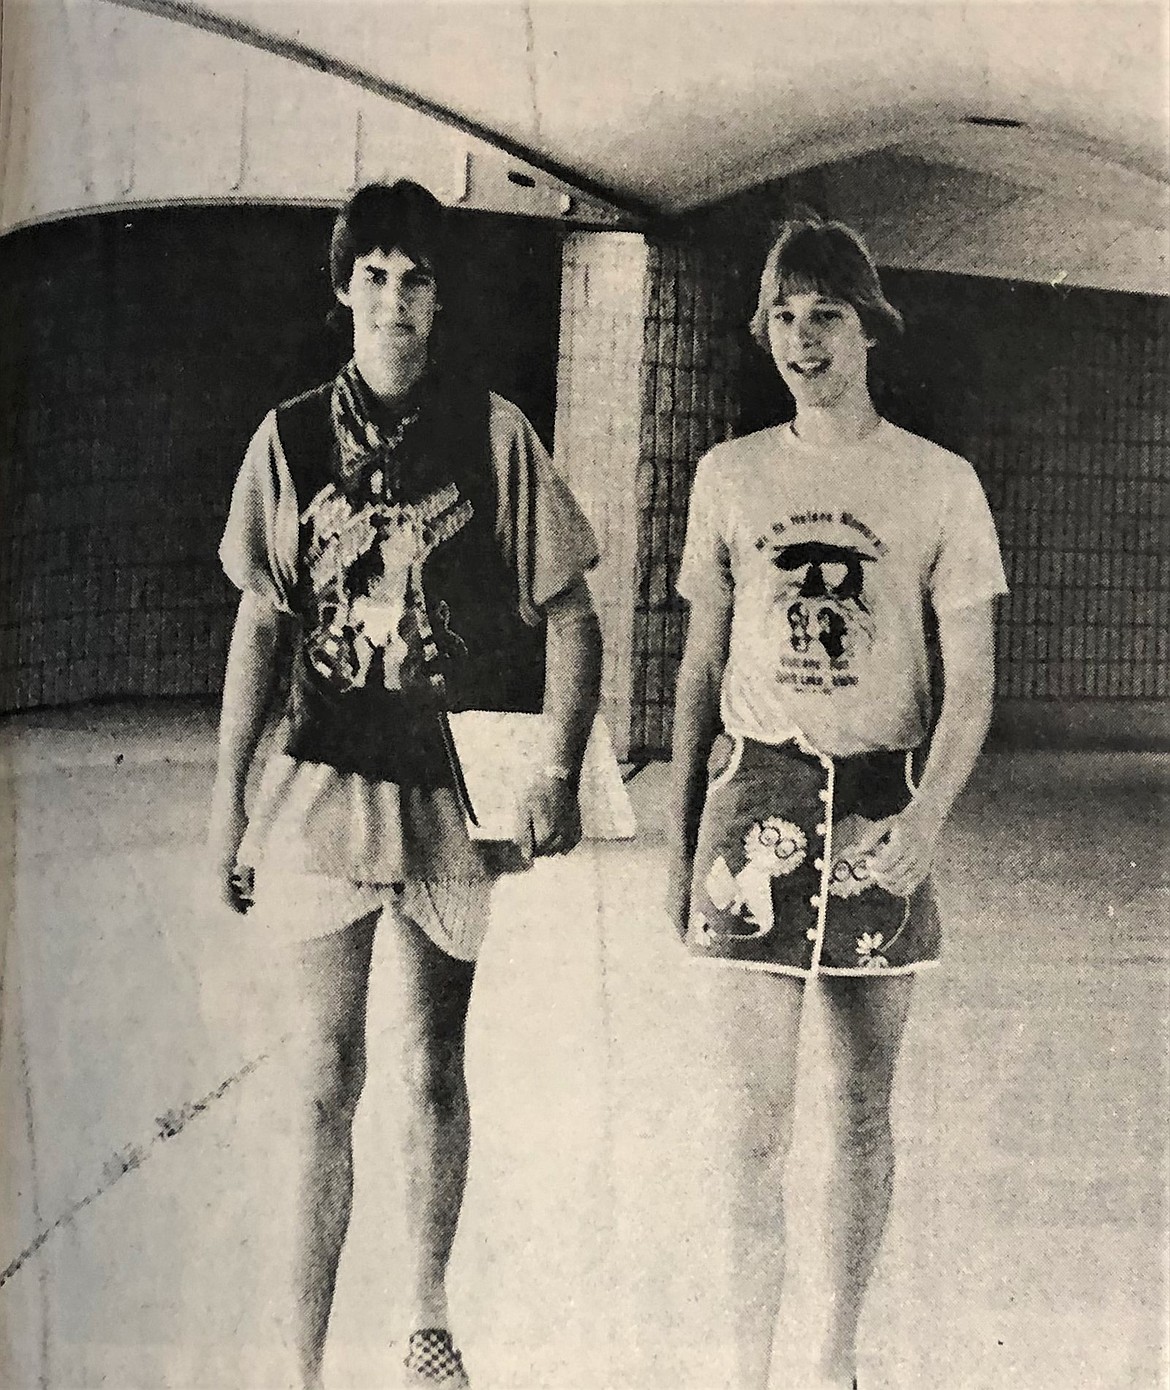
[676,452,733,603]
[929,462,1009,612]
[219,411,300,612]
[489,395,599,622]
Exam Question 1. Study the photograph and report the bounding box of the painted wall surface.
[0,205,563,711]
[5,0,1164,228]
[2,3,1163,293]
[0,0,628,234]
[555,233,651,757]
[804,150,1169,299]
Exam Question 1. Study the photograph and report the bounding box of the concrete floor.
[1,702,1167,1390]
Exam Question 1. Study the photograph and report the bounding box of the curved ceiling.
[119,0,1168,212]
[2,0,1166,293]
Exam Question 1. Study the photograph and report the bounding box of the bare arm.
[664,590,732,937]
[543,578,603,778]
[863,599,996,895]
[208,591,289,911]
[526,576,603,855]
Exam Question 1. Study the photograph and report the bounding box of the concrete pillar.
[555,232,742,759]
[555,232,651,760]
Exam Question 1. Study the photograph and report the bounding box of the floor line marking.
[15,960,52,1389]
[0,1049,273,1291]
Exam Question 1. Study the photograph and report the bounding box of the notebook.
[446,711,637,845]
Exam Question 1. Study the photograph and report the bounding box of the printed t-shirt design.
[677,421,1009,756]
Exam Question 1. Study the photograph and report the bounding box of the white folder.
[447,711,637,845]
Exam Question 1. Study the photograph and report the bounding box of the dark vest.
[275,379,546,785]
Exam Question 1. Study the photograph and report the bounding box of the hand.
[523,773,583,857]
[207,796,253,914]
[850,803,945,898]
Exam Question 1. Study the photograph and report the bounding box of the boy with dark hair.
[668,216,1006,1389]
[209,180,601,1390]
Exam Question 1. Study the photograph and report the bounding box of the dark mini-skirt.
[686,733,941,977]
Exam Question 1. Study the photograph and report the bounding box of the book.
[447,710,637,845]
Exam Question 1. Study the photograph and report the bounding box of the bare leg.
[694,967,806,1390]
[287,915,379,1390]
[816,974,915,1388]
[382,911,475,1338]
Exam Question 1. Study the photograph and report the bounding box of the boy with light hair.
[668,216,1006,1389]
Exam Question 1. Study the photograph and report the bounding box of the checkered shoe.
[401,1328,471,1388]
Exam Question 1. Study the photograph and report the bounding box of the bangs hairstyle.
[749,218,903,352]
[329,180,449,295]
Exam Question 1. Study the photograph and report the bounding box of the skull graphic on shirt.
[772,541,877,660]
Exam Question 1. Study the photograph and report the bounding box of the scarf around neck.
[329,359,422,499]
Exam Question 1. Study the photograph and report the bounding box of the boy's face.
[767,290,874,410]
[336,246,438,396]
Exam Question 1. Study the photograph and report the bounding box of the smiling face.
[335,246,438,402]
[767,290,875,411]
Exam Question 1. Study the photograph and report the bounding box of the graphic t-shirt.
[218,391,599,881]
[677,420,1008,756]
[298,462,478,701]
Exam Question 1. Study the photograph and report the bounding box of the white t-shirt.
[677,419,1008,756]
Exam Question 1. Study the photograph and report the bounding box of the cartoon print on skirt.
[687,734,941,975]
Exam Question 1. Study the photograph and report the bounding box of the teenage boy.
[210,181,601,1390]
[668,217,1006,1390]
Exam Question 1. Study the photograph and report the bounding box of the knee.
[829,1076,893,1162]
[733,1095,796,1168]
[289,1029,368,1130]
[398,1034,465,1126]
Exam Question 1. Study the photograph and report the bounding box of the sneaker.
[401,1328,471,1388]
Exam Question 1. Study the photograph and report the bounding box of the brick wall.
[559,231,1170,757]
[14,207,1161,743]
[629,242,741,757]
[741,271,1170,702]
[931,278,1169,704]
[647,262,1170,754]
